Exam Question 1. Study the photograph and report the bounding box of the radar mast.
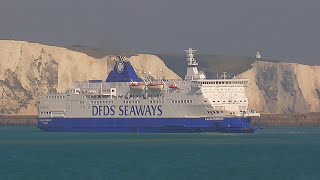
[184,48,198,66]
[184,48,206,80]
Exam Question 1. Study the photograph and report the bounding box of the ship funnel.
[106,56,143,82]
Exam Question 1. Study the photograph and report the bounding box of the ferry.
[37,48,260,133]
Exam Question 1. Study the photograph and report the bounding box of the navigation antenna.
[184,48,198,66]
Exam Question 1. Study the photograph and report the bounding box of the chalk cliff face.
[238,61,320,114]
[0,40,179,115]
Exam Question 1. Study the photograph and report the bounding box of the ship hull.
[38,117,255,133]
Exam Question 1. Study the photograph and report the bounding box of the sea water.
[0,126,319,180]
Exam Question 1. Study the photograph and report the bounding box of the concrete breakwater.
[252,113,320,126]
[0,115,37,126]
[1,113,320,127]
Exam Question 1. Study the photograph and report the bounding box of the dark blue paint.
[38,117,254,133]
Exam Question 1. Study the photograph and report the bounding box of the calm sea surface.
[0,126,319,180]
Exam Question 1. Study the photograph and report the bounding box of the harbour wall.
[252,113,320,126]
[0,115,37,126]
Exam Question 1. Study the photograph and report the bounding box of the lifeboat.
[168,84,178,89]
[129,82,146,91]
[147,83,164,90]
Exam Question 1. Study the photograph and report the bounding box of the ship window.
[240,100,242,102]
[244,100,247,102]
[234,100,237,102]
[190,100,193,103]
[217,101,220,102]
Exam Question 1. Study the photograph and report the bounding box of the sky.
[0,0,319,65]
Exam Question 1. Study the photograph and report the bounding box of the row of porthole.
[124,100,141,104]
[212,100,247,103]
[47,96,65,99]
[207,111,224,114]
[40,112,51,115]
[171,100,193,104]
[203,88,243,91]
[198,81,246,85]
[150,100,164,104]
[90,101,114,104]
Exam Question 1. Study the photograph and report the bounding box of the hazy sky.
[1,0,319,65]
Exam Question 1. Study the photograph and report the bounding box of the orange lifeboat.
[147,83,164,90]
[129,82,146,91]
[168,84,178,89]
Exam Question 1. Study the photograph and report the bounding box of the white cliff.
[0,40,179,115]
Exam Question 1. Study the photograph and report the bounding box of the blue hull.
[38,117,255,133]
